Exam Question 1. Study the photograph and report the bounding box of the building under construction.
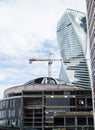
[0,77,94,130]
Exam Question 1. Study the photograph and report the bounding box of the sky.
[0,0,86,98]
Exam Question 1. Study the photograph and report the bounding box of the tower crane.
[29,58,62,77]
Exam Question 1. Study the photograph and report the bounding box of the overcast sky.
[0,0,86,98]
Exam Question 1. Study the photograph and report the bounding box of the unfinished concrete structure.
[0,77,94,130]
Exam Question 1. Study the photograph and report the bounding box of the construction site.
[0,75,93,130]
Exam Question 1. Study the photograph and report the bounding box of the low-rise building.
[0,77,94,130]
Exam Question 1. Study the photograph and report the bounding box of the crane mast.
[29,58,62,77]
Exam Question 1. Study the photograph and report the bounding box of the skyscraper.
[57,9,91,88]
[86,0,95,126]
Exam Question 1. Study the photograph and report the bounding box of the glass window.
[54,117,64,126]
[70,98,75,106]
[66,117,75,126]
[87,98,92,106]
[77,117,86,125]
[77,98,85,106]
[88,117,93,125]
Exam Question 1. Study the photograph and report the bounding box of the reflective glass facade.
[86,0,95,127]
[57,9,91,88]
[0,98,21,127]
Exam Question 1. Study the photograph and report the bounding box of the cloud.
[0,0,86,57]
[0,0,86,98]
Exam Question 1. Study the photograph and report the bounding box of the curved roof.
[24,77,64,85]
[4,77,74,98]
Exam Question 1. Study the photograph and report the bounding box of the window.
[54,117,64,126]
[77,98,85,106]
[66,118,75,126]
[77,117,86,125]
[88,118,93,125]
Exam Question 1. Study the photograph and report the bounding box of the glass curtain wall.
[57,9,91,88]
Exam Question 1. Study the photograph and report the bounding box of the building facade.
[86,0,95,126]
[0,77,94,130]
[57,9,91,88]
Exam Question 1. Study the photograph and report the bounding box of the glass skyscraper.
[57,9,91,88]
[86,0,95,127]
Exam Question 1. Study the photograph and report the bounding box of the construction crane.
[29,58,62,77]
